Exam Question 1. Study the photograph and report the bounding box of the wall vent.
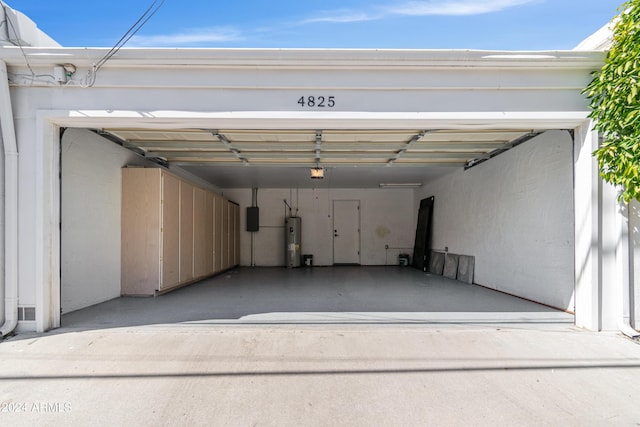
[17,306,36,321]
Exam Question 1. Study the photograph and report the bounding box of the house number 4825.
[297,96,335,108]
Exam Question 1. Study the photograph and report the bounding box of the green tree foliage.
[584,0,640,202]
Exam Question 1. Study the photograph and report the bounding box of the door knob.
[334,229,339,237]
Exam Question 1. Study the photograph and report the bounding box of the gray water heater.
[285,216,301,268]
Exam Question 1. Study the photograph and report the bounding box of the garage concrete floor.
[61,266,573,330]
[5,267,640,426]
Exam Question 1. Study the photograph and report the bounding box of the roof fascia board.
[40,109,590,131]
[0,47,604,70]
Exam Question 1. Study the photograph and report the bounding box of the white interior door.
[333,200,361,265]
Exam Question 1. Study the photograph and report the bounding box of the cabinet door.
[222,199,230,270]
[160,173,180,290]
[213,194,223,273]
[233,204,240,266]
[205,191,214,275]
[122,168,162,295]
[193,187,208,278]
[180,180,194,283]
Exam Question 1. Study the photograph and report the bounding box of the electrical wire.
[8,72,56,83]
[3,0,165,88]
[0,1,10,41]
[0,16,7,39]
[94,0,165,70]
[2,2,79,87]
[1,1,35,78]
[88,0,166,86]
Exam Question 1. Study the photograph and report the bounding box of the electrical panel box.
[247,206,259,232]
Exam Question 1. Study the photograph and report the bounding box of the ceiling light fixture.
[379,183,423,188]
[310,167,324,179]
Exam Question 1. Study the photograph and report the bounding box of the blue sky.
[7,0,620,50]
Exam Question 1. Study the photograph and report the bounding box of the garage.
[59,115,576,328]
[3,41,630,334]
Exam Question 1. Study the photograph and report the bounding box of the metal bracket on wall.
[90,129,169,167]
[464,130,547,170]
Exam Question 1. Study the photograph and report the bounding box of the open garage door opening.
[59,124,575,329]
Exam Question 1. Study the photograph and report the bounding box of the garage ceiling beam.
[243,152,399,160]
[422,130,533,142]
[143,148,230,154]
[211,130,248,165]
[145,150,239,159]
[170,160,466,168]
[94,126,550,179]
[388,130,427,165]
[409,142,510,152]
[399,152,481,160]
[123,140,223,149]
[231,142,404,151]
[315,130,322,162]
[92,129,170,167]
[464,131,544,169]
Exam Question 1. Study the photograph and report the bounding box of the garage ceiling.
[101,128,540,188]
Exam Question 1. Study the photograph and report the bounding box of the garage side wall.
[415,130,574,310]
[632,199,640,328]
[223,188,415,267]
[0,137,4,324]
[62,129,225,314]
[61,129,163,313]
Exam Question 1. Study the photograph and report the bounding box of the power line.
[89,0,166,85]
[1,1,35,77]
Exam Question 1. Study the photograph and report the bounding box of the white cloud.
[130,28,241,47]
[129,1,537,47]
[303,10,377,24]
[389,0,536,16]
[298,0,535,27]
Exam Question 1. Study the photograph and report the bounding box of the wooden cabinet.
[193,189,214,278]
[121,168,239,296]
[213,193,223,273]
[179,180,194,283]
[232,203,240,266]
[222,199,230,271]
[160,172,180,290]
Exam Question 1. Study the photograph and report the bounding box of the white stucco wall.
[61,128,220,313]
[1,48,603,332]
[15,116,38,311]
[414,130,575,311]
[631,200,640,328]
[0,137,4,322]
[61,129,156,313]
[222,188,415,267]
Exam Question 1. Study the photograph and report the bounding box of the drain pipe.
[0,59,18,337]
[618,201,640,339]
[250,188,258,267]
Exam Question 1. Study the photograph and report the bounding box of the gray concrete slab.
[59,267,572,330]
[428,252,445,275]
[3,268,636,426]
[443,254,459,279]
[1,324,640,426]
[457,255,475,284]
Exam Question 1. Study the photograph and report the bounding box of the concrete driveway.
[1,323,640,426]
[2,268,638,425]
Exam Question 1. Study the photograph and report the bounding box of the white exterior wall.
[631,200,640,328]
[415,130,575,311]
[573,122,602,330]
[14,115,39,327]
[0,125,4,323]
[0,48,610,332]
[61,129,156,313]
[60,128,221,314]
[223,188,415,267]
